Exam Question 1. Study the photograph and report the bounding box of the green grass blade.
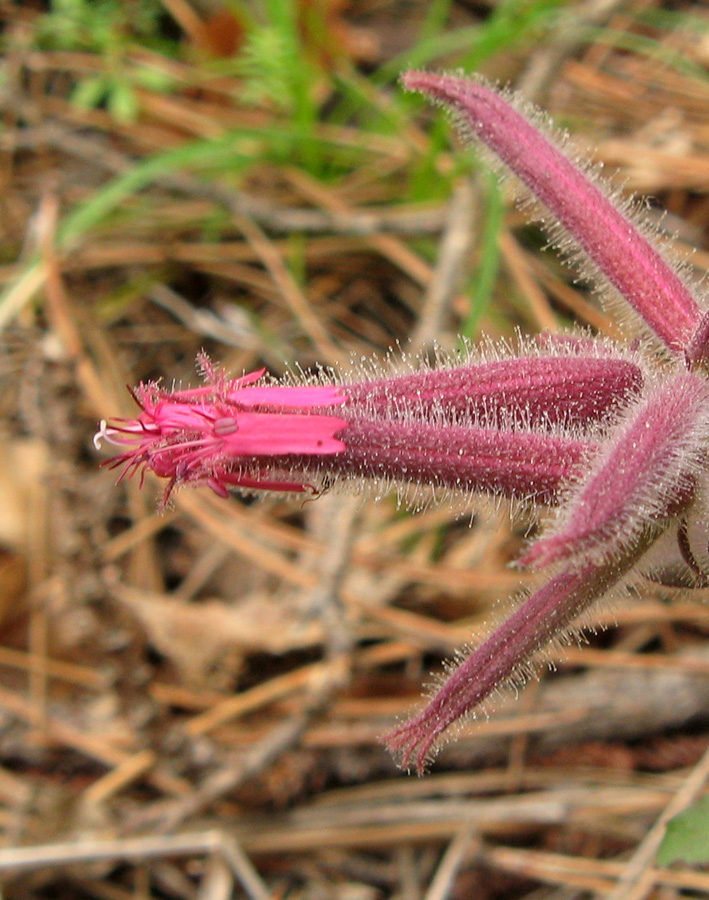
[461,174,504,339]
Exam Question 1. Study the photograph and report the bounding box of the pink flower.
[95,356,349,505]
[98,72,709,773]
[97,344,644,510]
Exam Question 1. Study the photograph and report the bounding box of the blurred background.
[1,0,709,897]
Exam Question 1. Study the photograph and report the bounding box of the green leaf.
[106,79,139,123]
[657,795,709,866]
[71,74,109,110]
[462,172,504,339]
[132,64,175,93]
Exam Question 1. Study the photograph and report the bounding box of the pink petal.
[220,411,346,456]
[230,384,346,409]
[170,370,346,410]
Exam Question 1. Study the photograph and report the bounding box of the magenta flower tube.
[522,370,709,569]
[344,353,643,430]
[271,418,594,505]
[401,71,704,353]
[97,362,603,507]
[384,537,657,773]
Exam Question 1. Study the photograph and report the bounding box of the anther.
[214,417,239,436]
